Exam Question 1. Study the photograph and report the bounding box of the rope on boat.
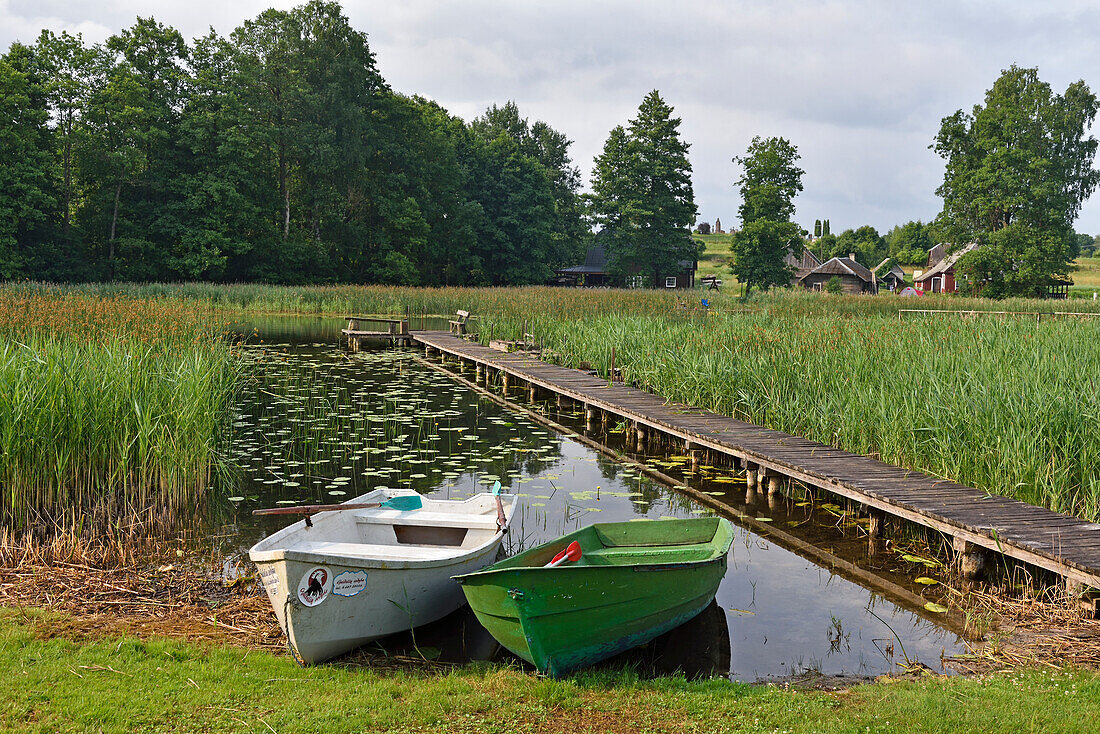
[283,595,306,667]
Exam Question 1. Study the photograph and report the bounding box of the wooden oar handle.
[253,502,382,516]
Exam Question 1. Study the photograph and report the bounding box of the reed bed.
[477,306,1100,522]
[0,294,242,536]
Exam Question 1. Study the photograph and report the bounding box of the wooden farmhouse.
[913,242,978,294]
[797,254,880,294]
[554,243,697,289]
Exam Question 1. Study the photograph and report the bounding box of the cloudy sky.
[4,1,1100,235]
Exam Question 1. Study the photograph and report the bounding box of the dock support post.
[601,410,609,429]
[425,345,432,358]
[634,423,647,453]
[502,373,510,393]
[528,385,537,402]
[476,365,483,383]
[953,537,988,580]
[349,337,359,353]
[868,510,886,553]
[746,463,757,490]
[767,475,781,495]
[585,406,597,431]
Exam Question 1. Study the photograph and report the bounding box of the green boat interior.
[485,518,730,570]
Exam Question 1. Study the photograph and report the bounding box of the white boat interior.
[250,489,513,567]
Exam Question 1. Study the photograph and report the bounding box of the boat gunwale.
[249,489,518,570]
[454,518,734,583]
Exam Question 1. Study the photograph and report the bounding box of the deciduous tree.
[729,136,804,295]
[933,66,1100,296]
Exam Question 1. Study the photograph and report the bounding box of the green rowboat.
[454,517,734,677]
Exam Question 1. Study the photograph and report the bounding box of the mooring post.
[953,536,988,580]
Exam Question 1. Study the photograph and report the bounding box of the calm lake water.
[218,316,963,681]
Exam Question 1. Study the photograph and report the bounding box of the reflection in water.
[216,318,963,680]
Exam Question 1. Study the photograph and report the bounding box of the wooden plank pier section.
[410,331,1100,599]
[342,316,411,350]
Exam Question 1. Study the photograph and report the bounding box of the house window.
[813,282,822,291]
[625,275,643,289]
[665,276,677,289]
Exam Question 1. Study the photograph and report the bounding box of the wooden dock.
[410,331,1100,599]
[342,316,411,350]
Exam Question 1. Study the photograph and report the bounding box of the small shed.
[798,254,879,294]
[873,259,906,291]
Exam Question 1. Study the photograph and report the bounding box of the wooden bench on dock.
[449,310,472,336]
[342,316,410,351]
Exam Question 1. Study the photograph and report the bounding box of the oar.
[253,494,423,526]
[544,540,582,568]
[492,480,508,533]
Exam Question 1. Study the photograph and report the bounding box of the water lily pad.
[923,602,949,614]
[227,496,245,502]
[914,577,939,586]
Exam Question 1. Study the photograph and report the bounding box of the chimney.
[848,252,857,262]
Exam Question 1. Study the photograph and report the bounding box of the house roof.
[556,244,609,274]
[556,243,696,275]
[927,243,947,268]
[914,242,979,283]
[873,259,905,280]
[801,256,876,283]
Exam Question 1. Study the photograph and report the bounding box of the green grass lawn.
[3,609,1099,733]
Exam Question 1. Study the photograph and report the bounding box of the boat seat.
[353,510,501,531]
[584,542,716,564]
[289,540,461,562]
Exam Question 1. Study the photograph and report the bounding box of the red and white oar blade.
[544,541,583,567]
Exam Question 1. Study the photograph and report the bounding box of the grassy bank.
[2,609,1098,733]
[0,294,241,535]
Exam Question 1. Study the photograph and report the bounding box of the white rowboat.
[249,488,516,664]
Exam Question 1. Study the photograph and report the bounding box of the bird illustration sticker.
[297,567,332,607]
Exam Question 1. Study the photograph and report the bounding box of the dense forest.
[0,1,589,285]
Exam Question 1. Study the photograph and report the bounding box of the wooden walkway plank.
[411,331,1100,589]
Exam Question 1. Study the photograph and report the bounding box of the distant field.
[692,233,737,286]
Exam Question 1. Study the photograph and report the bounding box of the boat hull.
[249,489,515,664]
[254,544,503,664]
[456,518,733,677]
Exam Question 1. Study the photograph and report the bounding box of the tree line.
[0,2,596,285]
[0,1,703,289]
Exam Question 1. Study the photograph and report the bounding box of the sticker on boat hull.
[333,570,368,597]
[258,566,279,598]
[297,566,332,607]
